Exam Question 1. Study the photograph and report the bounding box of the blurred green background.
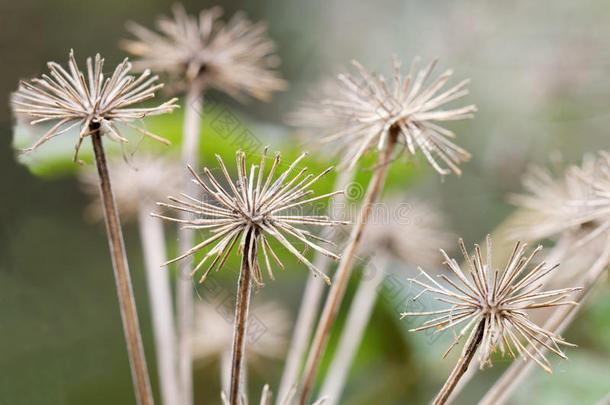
[1,1,609,404]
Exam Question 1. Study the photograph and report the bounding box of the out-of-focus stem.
[229,233,253,405]
[138,205,179,405]
[298,132,397,405]
[177,86,203,405]
[433,320,485,405]
[91,127,154,405]
[319,254,389,405]
[276,169,353,404]
[479,237,610,405]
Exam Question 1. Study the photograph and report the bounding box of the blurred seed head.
[79,153,183,221]
[155,148,348,285]
[192,300,289,362]
[288,56,476,175]
[11,50,178,163]
[402,236,580,373]
[508,153,607,245]
[123,4,287,100]
[360,197,453,268]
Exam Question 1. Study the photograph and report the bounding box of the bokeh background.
[1,1,609,404]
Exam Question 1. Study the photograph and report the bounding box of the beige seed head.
[11,49,178,163]
[289,56,476,175]
[154,148,348,285]
[122,4,287,100]
[402,235,580,373]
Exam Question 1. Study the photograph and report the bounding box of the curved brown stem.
[229,231,253,405]
[433,320,485,405]
[91,127,154,405]
[298,132,397,405]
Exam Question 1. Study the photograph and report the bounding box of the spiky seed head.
[10,50,178,163]
[154,148,348,285]
[401,235,580,373]
[288,56,476,176]
[122,4,287,100]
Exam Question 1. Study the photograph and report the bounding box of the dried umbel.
[123,4,286,99]
[360,197,453,267]
[79,153,183,220]
[11,50,178,162]
[509,154,600,244]
[402,236,580,373]
[289,57,476,174]
[155,148,347,285]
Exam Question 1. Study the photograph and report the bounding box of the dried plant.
[10,50,178,405]
[289,56,475,174]
[297,57,475,405]
[155,149,345,405]
[12,49,178,163]
[155,149,345,285]
[124,7,286,401]
[480,152,610,405]
[79,154,183,405]
[319,198,453,405]
[508,154,600,244]
[123,3,286,100]
[402,236,580,405]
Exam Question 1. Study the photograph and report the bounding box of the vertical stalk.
[298,132,397,405]
[319,254,389,405]
[91,127,154,405]
[479,238,610,405]
[433,320,485,405]
[177,86,204,405]
[229,232,253,405]
[276,169,353,404]
[138,205,179,405]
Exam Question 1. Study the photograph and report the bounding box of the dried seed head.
[123,4,287,100]
[154,148,348,285]
[288,57,476,175]
[509,153,606,245]
[402,235,580,373]
[10,50,178,163]
[79,153,183,221]
[360,197,453,268]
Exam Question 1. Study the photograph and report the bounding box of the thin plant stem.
[479,237,610,405]
[298,132,398,405]
[91,126,154,405]
[319,254,389,405]
[138,204,179,405]
[276,169,353,404]
[229,232,254,405]
[446,234,575,403]
[433,320,485,405]
[177,86,204,405]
